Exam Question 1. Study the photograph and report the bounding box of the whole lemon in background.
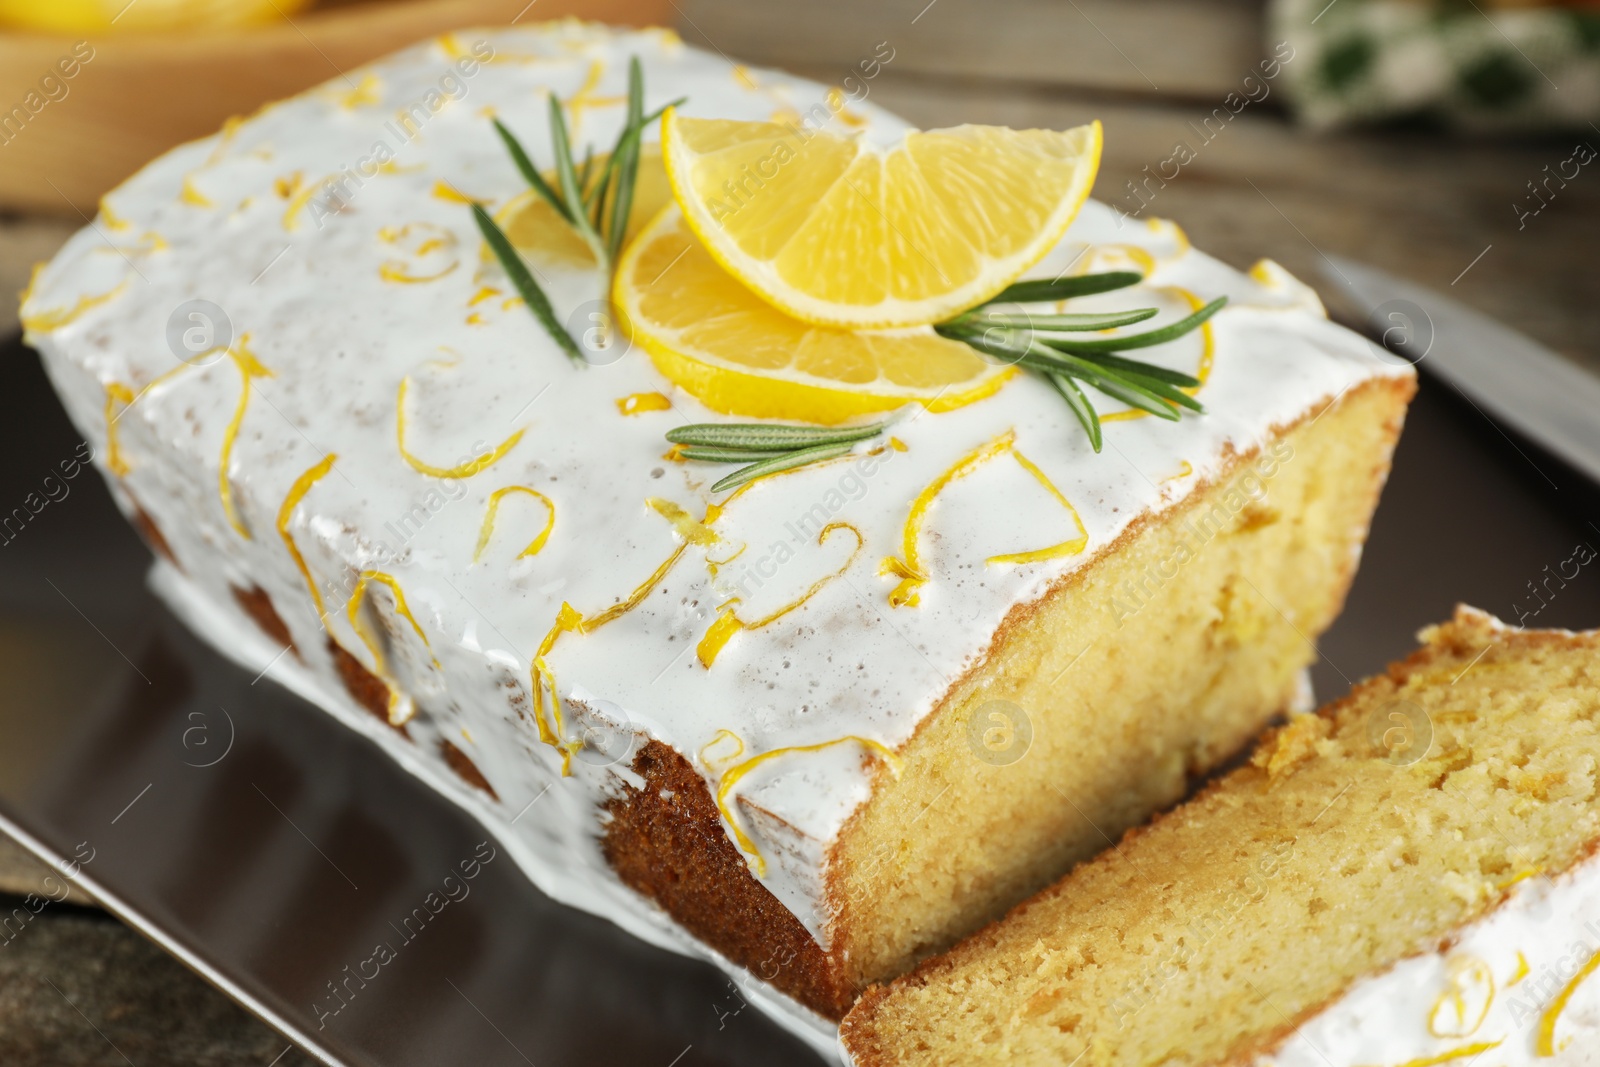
[0,0,315,33]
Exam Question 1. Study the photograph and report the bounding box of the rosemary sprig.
[667,421,888,492]
[476,57,683,362]
[669,272,1226,487]
[934,271,1226,452]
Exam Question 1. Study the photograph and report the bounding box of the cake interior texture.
[605,373,1412,1014]
[840,607,1600,1065]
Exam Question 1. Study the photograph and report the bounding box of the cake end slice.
[841,605,1600,1066]
[819,372,1412,1005]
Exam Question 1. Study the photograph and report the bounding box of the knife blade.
[1321,255,1600,486]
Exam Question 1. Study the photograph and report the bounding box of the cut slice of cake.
[22,20,1413,1042]
[841,606,1600,1065]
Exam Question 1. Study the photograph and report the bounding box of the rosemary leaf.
[934,321,1028,363]
[713,441,859,493]
[984,272,1143,306]
[547,93,606,262]
[1016,346,1181,420]
[492,118,571,225]
[1114,370,1205,412]
[1044,296,1227,353]
[667,421,885,451]
[1069,368,1181,421]
[955,308,1159,332]
[606,57,646,262]
[1047,373,1102,453]
[471,203,583,365]
[576,143,596,197]
[1063,349,1200,388]
[678,445,784,462]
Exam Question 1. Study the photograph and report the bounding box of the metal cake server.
[1322,255,1600,486]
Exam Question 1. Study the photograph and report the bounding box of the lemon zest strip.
[437,32,544,66]
[277,453,339,621]
[1538,948,1600,1055]
[706,542,747,577]
[526,491,739,772]
[697,728,746,772]
[21,275,130,334]
[181,174,214,208]
[378,223,460,283]
[616,392,673,415]
[347,570,434,725]
[102,383,137,477]
[985,450,1089,566]
[1145,217,1192,258]
[432,180,476,204]
[99,199,132,231]
[474,486,556,562]
[380,260,459,284]
[881,433,1012,607]
[1497,867,1543,890]
[530,544,689,776]
[100,358,196,476]
[337,73,382,110]
[396,376,523,479]
[1358,1042,1502,1067]
[1162,460,1194,483]
[281,173,319,232]
[98,358,200,477]
[204,114,247,168]
[564,58,626,140]
[1426,956,1494,1039]
[696,607,745,669]
[218,337,274,539]
[881,431,1086,607]
[697,522,863,668]
[714,735,900,878]
[646,497,721,546]
[1509,951,1530,987]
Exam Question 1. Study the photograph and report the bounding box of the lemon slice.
[661,112,1102,329]
[613,207,1014,425]
[495,145,675,268]
[0,0,310,32]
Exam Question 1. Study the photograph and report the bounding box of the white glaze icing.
[23,19,1409,1050]
[1256,853,1600,1066]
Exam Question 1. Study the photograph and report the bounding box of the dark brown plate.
[3,330,1598,1066]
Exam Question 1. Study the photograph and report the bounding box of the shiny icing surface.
[1257,853,1600,1066]
[24,19,1408,1049]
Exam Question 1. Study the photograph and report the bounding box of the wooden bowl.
[0,0,673,217]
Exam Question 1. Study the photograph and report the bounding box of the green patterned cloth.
[1271,0,1600,129]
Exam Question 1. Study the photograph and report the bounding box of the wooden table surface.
[1,0,1595,1062]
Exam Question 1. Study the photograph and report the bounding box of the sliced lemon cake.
[22,20,1412,1045]
[841,607,1600,1065]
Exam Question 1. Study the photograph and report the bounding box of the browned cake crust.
[440,739,499,800]
[231,584,297,654]
[603,740,855,1019]
[327,637,409,738]
[129,501,177,567]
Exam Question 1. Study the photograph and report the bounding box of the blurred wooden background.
[1,0,1596,1062]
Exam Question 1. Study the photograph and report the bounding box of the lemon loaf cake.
[22,21,1413,1042]
[841,607,1600,1065]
